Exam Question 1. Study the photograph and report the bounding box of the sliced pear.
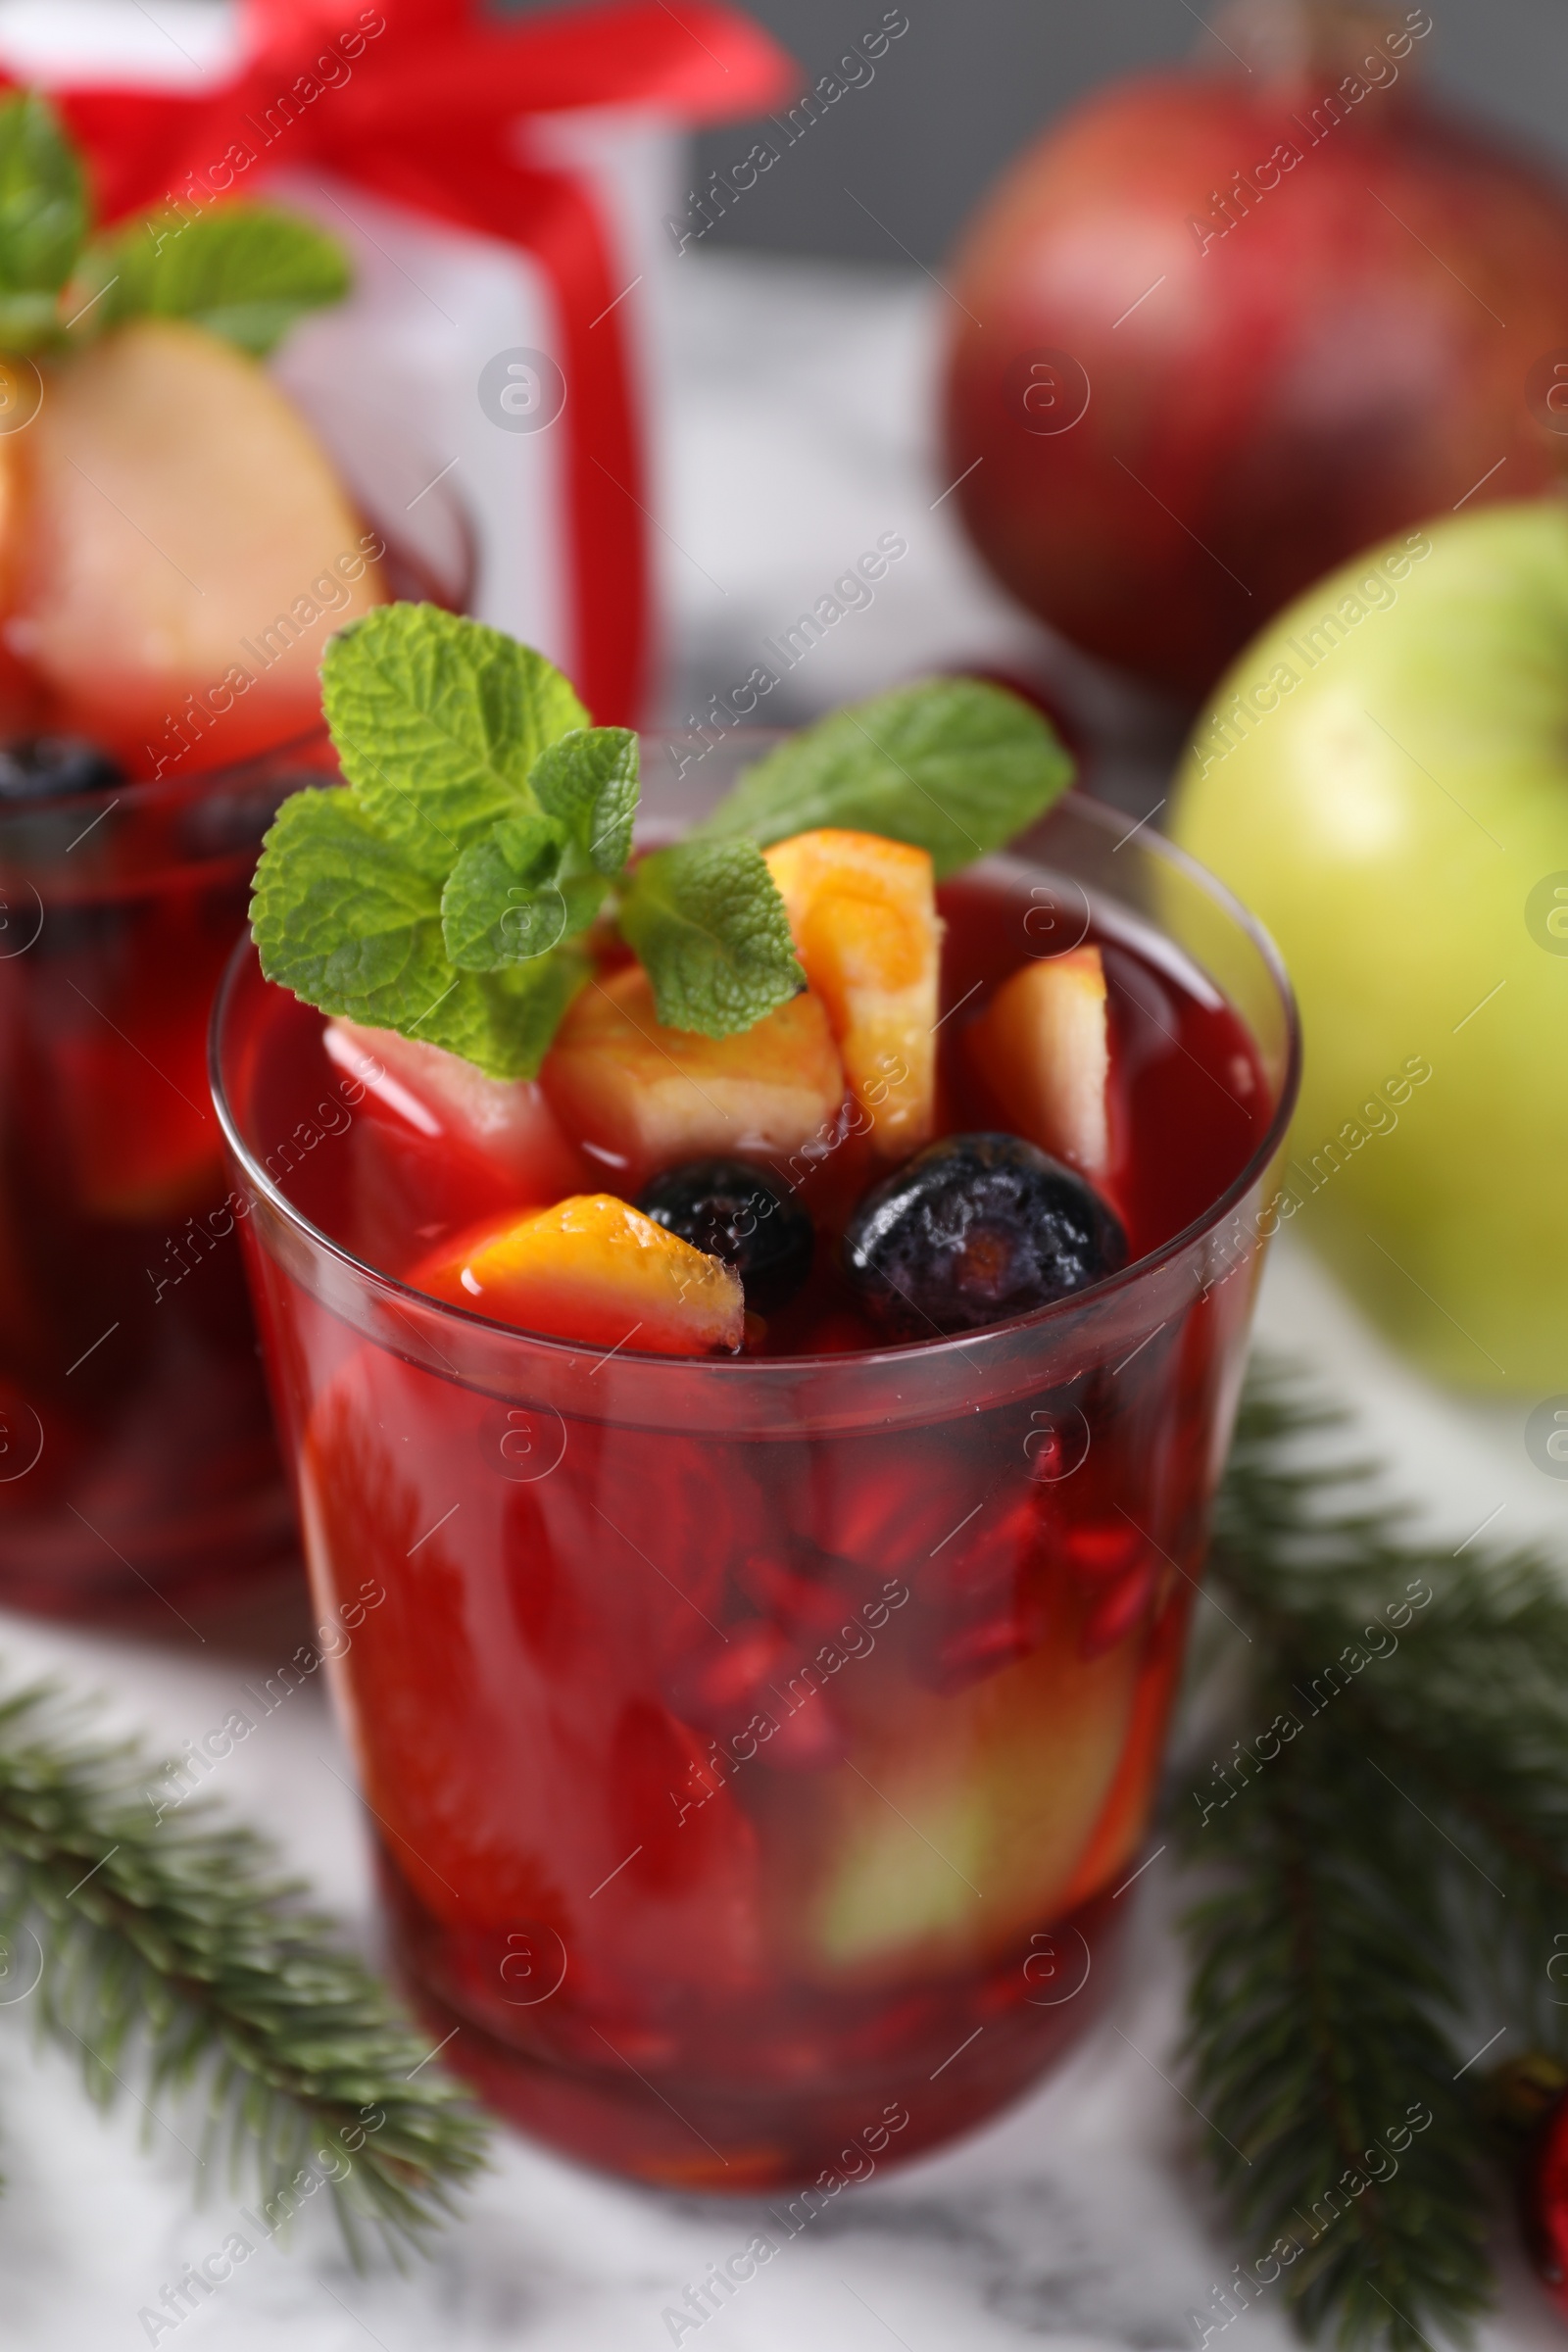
[540,963,845,1181]
[9,318,386,770]
[412,1193,745,1355]
[966,947,1110,1179]
[755,1569,1143,1982]
[763,827,939,1158]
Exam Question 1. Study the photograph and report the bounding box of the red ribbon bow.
[39,0,796,722]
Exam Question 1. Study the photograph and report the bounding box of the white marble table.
[6,248,1568,2352]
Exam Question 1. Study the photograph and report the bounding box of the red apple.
[942,8,1568,697]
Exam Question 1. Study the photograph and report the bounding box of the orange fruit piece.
[413,1193,745,1355]
[965,946,1110,1179]
[540,963,844,1183]
[763,828,939,1158]
[6,318,386,772]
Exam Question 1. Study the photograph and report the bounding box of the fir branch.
[0,1678,489,2259]
[1180,1723,1490,2349]
[1174,1357,1568,2351]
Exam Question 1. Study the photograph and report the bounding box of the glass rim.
[209,786,1302,1380]
[0,711,337,833]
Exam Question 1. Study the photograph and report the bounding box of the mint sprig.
[252,611,621,1079]
[699,677,1072,878]
[0,90,350,359]
[251,609,1078,1082]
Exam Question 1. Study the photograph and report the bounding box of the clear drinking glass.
[212,744,1298,2188]
[0,411,471,1619]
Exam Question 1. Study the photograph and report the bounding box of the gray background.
[493,0,1568,264]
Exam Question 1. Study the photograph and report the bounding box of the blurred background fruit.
[939,0,1568,700]
[1170,500,1568,1392]
[5,318,387,771]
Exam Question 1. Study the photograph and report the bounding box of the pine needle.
[0,1677,489,2260]
[1175,1356,1568,2349]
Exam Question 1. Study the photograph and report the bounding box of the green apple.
[1170,501,1568,1394]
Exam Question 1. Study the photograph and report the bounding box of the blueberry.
[843,1132,1127,1339]
[0,737,123,801]
[637,1158,815,1313]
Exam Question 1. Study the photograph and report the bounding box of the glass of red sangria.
[0,410,470,1620]
[212,627,1298,2190]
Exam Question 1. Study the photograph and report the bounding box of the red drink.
[0,436,470,1619]
[0,745,328,1613]
[215,782,1297,2187]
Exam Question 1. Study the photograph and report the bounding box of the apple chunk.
[757,1565,1142,1981]
[965,947,1110,1179]
[412,1194,745,1354]
[540,964,845,1181]
[323,1019,586,1202]
[8,318,386,769]
[763,828,940,1158]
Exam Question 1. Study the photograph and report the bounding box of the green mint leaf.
[0,290,60,348]
[442,810,563,970]
[530,727,639,877]
[442,811,607,972]
[414,947,592,1080]
[86,202,350,355]
[700,678,1074,879]
[250,787,447,1020]
[321,608,590,882]
[251,786,589,1080]
[0,94,87,331]
[618,838,804,1040]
